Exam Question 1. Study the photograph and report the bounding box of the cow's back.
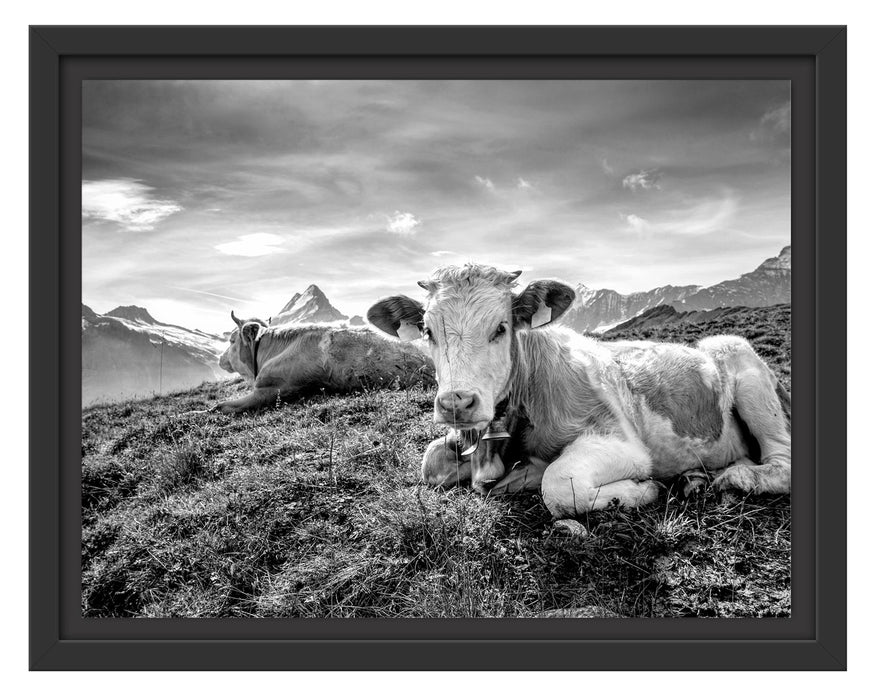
[323,328,434,390]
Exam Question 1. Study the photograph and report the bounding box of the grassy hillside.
[82,313,791,618]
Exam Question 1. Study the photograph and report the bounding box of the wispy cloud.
[474,175,495,192]
[621,192,739,238]
[763,102,791,132]
[431,250,457,257]
[622,169,663,192]
[667,194,739,236]
[82,179,182,231]
[215,233,285,257]
[169,286,253,303]
[751,100,791,143]
[622,213,651,237]
[517,177,534,191]
[600,157,614,176]
[386,211,421,235]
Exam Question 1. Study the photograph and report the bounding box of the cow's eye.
[491,323,507,341]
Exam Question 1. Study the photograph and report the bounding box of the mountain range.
[81,304,226,407]
[563,246,790,332]
[269,245,790,335]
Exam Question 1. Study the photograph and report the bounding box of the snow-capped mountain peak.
[105,305,158,325]
[273,284,347,325]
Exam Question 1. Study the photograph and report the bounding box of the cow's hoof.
[673,472,710,499]
[551,519,588,539]
[712,464,757,493]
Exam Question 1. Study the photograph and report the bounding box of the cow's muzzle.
[434,389,484,426]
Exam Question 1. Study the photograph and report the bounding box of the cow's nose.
[436,390,479,417]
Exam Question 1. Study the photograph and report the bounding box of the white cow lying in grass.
[368,264,791,518]
[214,312,434,414]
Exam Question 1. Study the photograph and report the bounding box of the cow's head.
[368,264,575,430]
[219,311,268,380]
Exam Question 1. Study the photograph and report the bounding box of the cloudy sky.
[82,80,790,333]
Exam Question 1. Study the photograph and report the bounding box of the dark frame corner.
[30,25,846,671]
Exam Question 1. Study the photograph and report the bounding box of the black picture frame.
[30,25,846,671]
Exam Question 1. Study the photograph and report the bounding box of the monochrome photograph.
[81,79,792,618]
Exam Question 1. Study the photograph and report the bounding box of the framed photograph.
[30,25,846,670]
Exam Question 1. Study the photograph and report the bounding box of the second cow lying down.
[215,313,434,413]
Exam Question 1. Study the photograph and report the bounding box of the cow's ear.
[241,321,262,344]
[512,280,576,329]
[367,295,425,340]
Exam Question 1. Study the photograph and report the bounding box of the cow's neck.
[508,329,561,412]
[507,328,613,461]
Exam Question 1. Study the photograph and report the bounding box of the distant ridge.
[106,305,159,325]
[601,303,788,335]
[564,284,701,334]
[82,303,100,323]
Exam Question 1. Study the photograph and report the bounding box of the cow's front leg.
[212,386,281,414]
[540,434,658,518]
[421,432,472,489]
[487,456,549,496]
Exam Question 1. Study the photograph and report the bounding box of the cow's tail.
[775,380,791,433]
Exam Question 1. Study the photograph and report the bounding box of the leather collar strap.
[251,334,261,379]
